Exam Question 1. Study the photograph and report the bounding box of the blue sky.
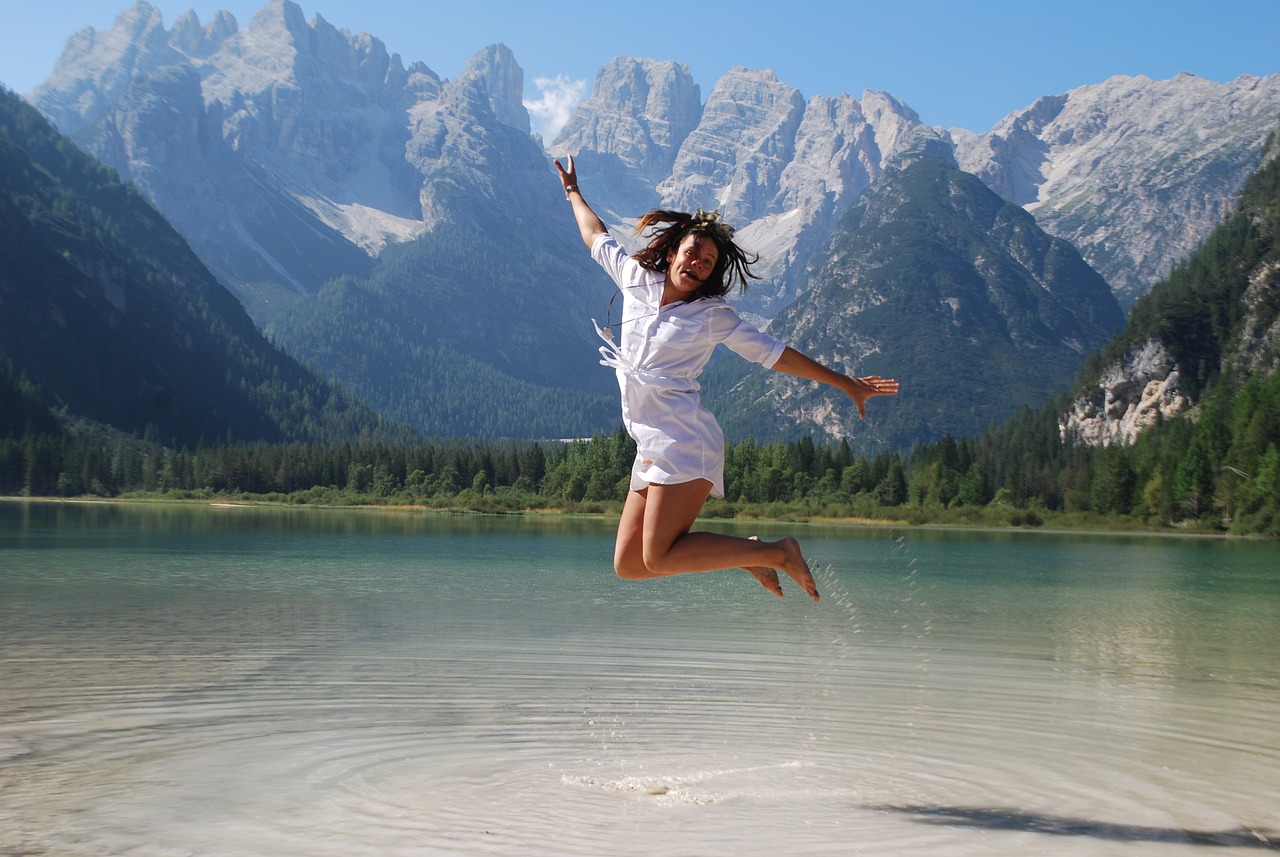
[2,0,1278,138]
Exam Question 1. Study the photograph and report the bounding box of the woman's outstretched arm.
[771,347,900,418]
[553,155,607,249]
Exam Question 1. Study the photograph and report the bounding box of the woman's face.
[665,233,719,296]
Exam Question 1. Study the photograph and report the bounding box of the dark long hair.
[631,209,760,300]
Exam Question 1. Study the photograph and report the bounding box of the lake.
[1,500,1277,855]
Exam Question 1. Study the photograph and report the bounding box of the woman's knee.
[613,555,653,580]
[639,543,678,574]
[613,538,653,580]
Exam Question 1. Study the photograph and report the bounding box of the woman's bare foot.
[744,536,783,597]
[777,536,820,602]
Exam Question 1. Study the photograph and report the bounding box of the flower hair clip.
[691,208,735,241]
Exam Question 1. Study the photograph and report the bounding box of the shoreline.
[0,494,1247,541]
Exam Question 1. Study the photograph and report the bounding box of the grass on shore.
[18,485,1224,536]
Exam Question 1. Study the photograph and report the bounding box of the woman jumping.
[555,156,899,601]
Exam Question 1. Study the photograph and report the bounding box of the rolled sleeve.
[712,307,786,368]
[591,233,642,291]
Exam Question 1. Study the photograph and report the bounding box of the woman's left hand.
[845,375,900,419]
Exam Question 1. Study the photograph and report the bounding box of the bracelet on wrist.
[563,184,578,198]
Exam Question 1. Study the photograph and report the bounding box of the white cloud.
[524,74,588,142]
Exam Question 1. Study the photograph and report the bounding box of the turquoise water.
[1,500,1277,855]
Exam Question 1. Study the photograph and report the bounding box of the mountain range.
[14,0,1280,448]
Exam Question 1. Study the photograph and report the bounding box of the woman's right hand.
[554,155,578,193]
[553,155,607,248]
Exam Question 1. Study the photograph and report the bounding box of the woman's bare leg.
[612,479,817,601]
[616,492,781,595]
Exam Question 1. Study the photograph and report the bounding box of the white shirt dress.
[591,233,786,498]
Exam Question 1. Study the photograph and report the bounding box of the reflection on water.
[1,500,1278,855]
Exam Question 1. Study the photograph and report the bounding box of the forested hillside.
[0,86,402,447]
[267,226,619,439]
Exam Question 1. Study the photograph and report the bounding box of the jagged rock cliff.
[1058,340,1189,446]
[1239,259,1280,378]
[954,72,1280,306]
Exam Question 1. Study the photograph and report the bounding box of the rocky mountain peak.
[948,93,1065,207]
[553,57,701,178]
[244,0,308,45]
[660,66,806,219]
[168,9,238,58]
[859,90,935,162]
[29,1,179,134]
[548,57,701,220]
[205,2,404,104]
[458,43,530,136]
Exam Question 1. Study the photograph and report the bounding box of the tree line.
[0,427,891,509]
[3,408,1274,534]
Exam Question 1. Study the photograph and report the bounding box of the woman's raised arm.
[771,347,900,419]
[554,155,608,249]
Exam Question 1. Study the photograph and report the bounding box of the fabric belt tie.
[593,320,693,389]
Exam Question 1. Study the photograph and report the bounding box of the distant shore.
[1,493,1243,540]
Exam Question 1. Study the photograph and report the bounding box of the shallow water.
[1,501,1277,855]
